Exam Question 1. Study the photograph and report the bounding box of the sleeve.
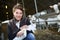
[7,23,20,40]
[25,18,31,25]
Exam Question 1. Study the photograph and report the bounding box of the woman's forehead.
[14,9,23,12]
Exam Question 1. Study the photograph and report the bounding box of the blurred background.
[0,0,60,40]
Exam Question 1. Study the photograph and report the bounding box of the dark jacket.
[7,18,32,40]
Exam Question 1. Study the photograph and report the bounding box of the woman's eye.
[20,13,22,14]
[16,12,22,14]
[16,12,18,14]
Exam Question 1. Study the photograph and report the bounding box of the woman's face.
[13,9,23,21]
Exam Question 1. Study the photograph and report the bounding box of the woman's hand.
[20,25,28,30]
[16,25,28,37]
[16,30,24,37]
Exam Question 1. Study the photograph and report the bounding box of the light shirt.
[16,21,20,28]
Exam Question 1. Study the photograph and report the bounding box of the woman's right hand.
[16,25,27,37]
[16,30,24,37]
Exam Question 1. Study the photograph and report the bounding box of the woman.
[8,3,35,40]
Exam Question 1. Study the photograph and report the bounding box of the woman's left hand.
[20,25,28,30]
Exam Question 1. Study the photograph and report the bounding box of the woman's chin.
[16,18,21,21]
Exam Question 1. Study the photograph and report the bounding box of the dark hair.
[12,3,24,13]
